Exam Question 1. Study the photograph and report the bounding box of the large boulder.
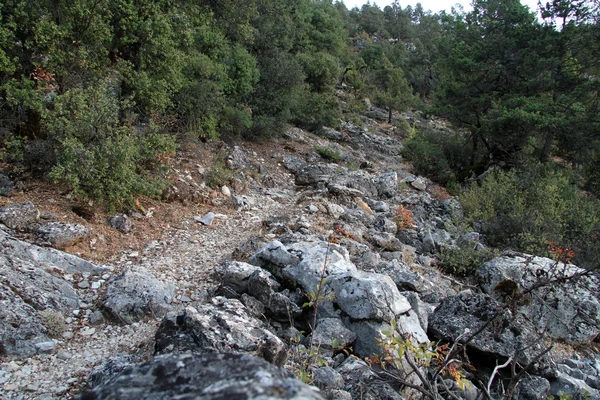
[76,353,324,400]
[279,241,357,294]
[429,292,548,366]
[331,272,411,322]
[477,255,600,344]
[102,267,175,324]
[154,297,286,366]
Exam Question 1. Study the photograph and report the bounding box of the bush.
[44,82,175,211]
[314,145,341,162]
[401,133,454,186]
[439,244,498,276]
[460,164,600,268]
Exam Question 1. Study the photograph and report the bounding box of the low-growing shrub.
[314,145,341,162]
[439,244,499,276]
[460,163,600,268]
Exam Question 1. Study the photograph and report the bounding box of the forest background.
[1,0,599,269]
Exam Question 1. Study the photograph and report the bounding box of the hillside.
[1,106,599,399]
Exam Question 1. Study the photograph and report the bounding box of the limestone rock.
[102,267,175,324]
[429,292,547,366]
[35,222,88,249]
[374,172,398,198]
[215,260,262,293]
[107,214,133,233]
[332,272,411,322]
[154,297,286,366]
[0,283,51,356]
[77,353,323,400]
[0,229,106,275]
[478,255,600,344]
[282,156,307,173]
[310,318,357,350]
[232,194,255,211]
[0,202,39,231]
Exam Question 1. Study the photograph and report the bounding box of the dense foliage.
[1,0,599,266]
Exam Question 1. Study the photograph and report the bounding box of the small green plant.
[439,244,499,276]
[314,145,341,162]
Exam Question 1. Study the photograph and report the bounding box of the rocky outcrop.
[429,291,548,366]
[0,229,106,356]
[76,353,324,400]
[34,222,88,249]
[154,297,287,366]
[478,255,600,344]
[0,202,39,231]
[101,267,175,324]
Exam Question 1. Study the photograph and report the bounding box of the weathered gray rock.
[247,269,301,321]
[35,222,88,249]
[429,292,547,366]
[329,171,378,198]
[332,272,411,322]
[478,255,600,344]
[295,164,338,186]
[396,309,429,343]
[310,318,357,350]
[154,298,286,366]
[411,177,427,191]
[226,146,248,170]
[0,173,14,196]
[88,354,138,388]
[0,202,39,231]
[282,241,357,294]
[312,366,344,391]
[0,254,79,313]
[550,372,599,400]
[346,320,392,358]
[374,216,398,234]
[232,194,255,211]
[327,203,345,218]
[282,156,307,173]
[336,356,404,400]
[102,267,175,324]
[107,214,133,233]
[77,353,323,400]
[0,282,51,356]
[515,376,550,400]
[195,212,215,225]
[0,229,105,275]
[215,260,262,293]
[374,172,398,198]
[369,231,403,251]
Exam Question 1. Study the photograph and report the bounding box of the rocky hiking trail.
[1,110,600,400]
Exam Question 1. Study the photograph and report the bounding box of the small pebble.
[77,281,90,289]
[56,350,73,360]
[62,331,74,340]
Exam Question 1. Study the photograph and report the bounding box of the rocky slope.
[1,111,599,400]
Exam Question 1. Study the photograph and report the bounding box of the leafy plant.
[314,145,342,162]
[45,83,175,211]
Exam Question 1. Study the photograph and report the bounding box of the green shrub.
[401,133,455,185]
[460,164,600,268]
[44,82,175,211]
[439,244,499,276]
[314,145,341,162]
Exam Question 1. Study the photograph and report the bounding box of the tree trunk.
[387,106,392,124]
